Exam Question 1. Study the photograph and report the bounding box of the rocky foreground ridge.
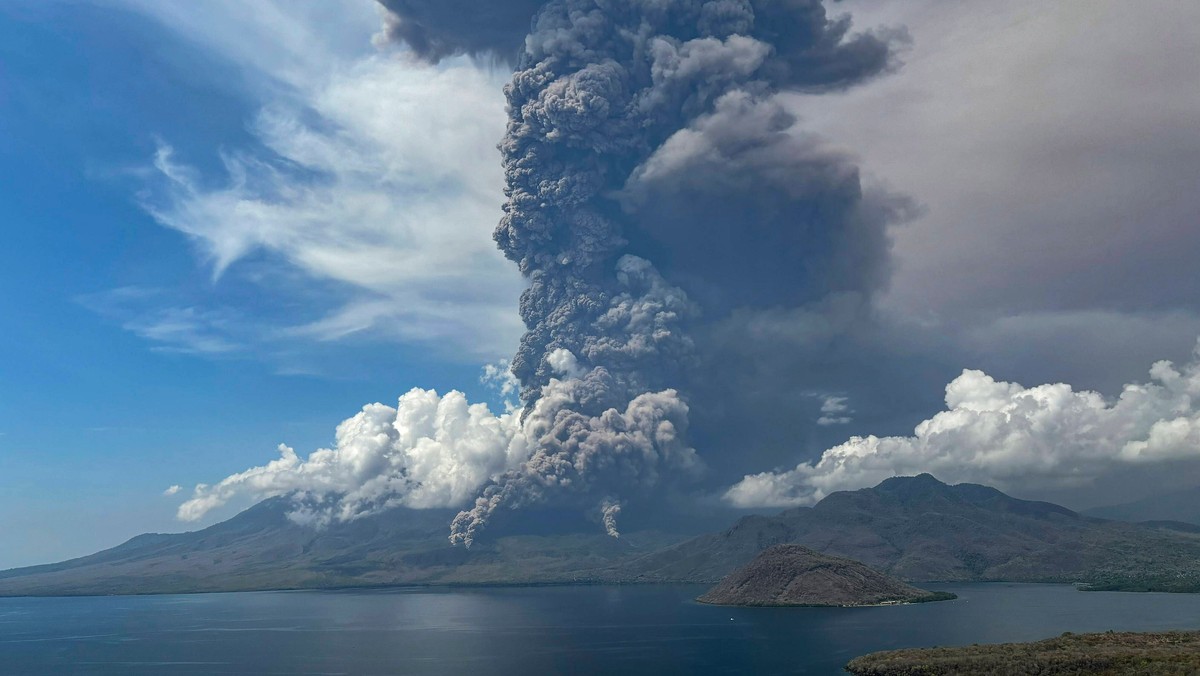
[846,631,1200,675]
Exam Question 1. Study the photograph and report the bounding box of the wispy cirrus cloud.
[78,287,244,356]
[100,0,524,364]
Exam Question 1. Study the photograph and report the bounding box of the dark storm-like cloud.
[377,0,900,87]
[375,0,546,62]
[799,1,1200,399]
[687,295,957,481]
[618,92,908,310]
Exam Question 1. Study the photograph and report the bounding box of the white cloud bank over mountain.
[177,386,528,524]
[726,342,1200,508]
[177,359,700,535]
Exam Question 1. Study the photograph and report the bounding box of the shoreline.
[5,578,1198,601]
[696,590,958,609]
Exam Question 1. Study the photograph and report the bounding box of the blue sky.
[0,1,519,568]
[4,0,1200,569]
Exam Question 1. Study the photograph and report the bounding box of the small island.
[845,631,1200,675]
[696,544,956,607]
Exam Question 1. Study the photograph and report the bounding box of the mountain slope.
[1084,486,1200,526]
[619,474,1200,586]
[697,544,952,607]
[0,498,684,596]
[6,475,1200,596]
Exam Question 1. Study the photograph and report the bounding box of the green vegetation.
[845,631,1200,675]
[1080,576,1200,593]
[908,591,958,604]
[1076,550,1200,593]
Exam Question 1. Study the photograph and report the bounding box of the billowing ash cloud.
[375,0,545,63]
[178,1,906,542]
[376,0,896,76]
[726,342,1200,508]
[450,369,701,545]
[425,0,902,544]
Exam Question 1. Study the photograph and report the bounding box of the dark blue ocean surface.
[3,583,1200,675]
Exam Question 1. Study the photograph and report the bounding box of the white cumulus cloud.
[178,387,529,523]
[726,341,1200,508]
[179,364,700,539]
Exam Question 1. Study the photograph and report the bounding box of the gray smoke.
[377,0,904,545]
[375,0,546,63]
[600,498,623,538]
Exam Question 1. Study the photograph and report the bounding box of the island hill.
[697,544,956,607]
[5,474,1200,596]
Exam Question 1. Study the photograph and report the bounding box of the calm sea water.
[2,583,1199,675]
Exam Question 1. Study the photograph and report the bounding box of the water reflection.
[2,583,1199,675]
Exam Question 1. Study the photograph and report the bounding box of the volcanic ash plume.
[381,0,901,545]
[179,1,903,543]
[600,499,623,538]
